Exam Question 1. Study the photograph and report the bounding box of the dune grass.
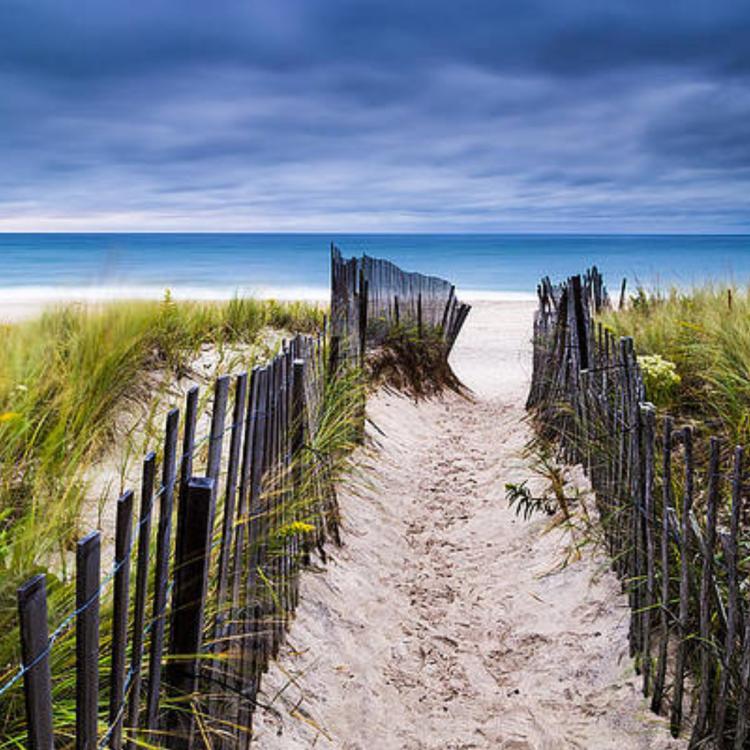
[0,297,322,623]
[365,323,467,400]
[0,338,364,747]
[600,284,750,443]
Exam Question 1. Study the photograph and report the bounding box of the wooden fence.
[529,268,750,749]
[330,244,470,364]
[5,332,340,748]
[1,247,471,748]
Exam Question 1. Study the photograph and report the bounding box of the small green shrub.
[638,353,681,408]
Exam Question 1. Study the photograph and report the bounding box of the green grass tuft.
[601,284,750,443]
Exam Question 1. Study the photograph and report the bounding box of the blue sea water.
[0,233,748,300]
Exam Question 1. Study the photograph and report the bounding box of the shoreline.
[0,288,538,322]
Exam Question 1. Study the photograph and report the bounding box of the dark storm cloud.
[0,0,748,230]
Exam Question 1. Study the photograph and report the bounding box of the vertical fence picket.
[17,575,54,750]
[248,365,269,702]
[168,386,199,668]
[690,436,721,748]
[145,407,179,733]
[640,403,656,696]
[716,445,743,744]
[125,452,156,746]
[109,490,134,750]
[216,373,248,630]
[166,477,215,748]
[76,530,101,750]
[670,425,693,738]
[235,367,259,746]
[651,417,673,714]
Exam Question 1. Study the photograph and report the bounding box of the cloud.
[0,0,748,231]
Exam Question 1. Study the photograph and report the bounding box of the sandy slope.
[252,301,683,749]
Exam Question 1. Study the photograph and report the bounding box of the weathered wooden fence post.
[671,425,693,738]
[716,445,743,744]
[125,452,156,747]
[76,530,101,750]
[651,416,673,714]
[146,407,180,733]
[17,575,54,750]
[640,403,656,697]
[109,490,134,749]
[690,436,721,748]
[165,477,215,748]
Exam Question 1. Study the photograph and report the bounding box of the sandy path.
[253,301,683,749]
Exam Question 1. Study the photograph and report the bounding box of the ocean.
[0,233,749,301]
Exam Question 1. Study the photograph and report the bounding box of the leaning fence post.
[165,477,215,748]
[76,530,101,750]
[17,574,54,750]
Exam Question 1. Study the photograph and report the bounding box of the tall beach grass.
[601,284,750,443]
[0,297,323,669]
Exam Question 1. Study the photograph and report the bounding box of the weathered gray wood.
[290,358,306,604]
[640,403,656,696]
[215,372,249,645]
[109,490,134,749]
[125,452,156,747]
[76,530,101,750]
[651,417,673,714]
[670,425,693,738]
[235,367,260,747]
[689,437,720,748]
[17,574,54,750]
[145,407,179,732]
[715,446,742,744]
[166,477,215,748]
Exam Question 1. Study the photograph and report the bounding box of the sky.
[1,1,749,233]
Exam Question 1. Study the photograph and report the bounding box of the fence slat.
[109,490,134,750]
[165,477,215,748]
[17,575,54,750]
[76,530,101,750]
[145,407,179,733]
[670,425,693,737]
[125,452,156,745]
[640,403,656,696]
[651,417,673,714]
[689,437,721,747]
[716,446,743,744]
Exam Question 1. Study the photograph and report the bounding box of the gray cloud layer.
[1,0,748,231]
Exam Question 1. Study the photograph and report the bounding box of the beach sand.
[251,300,684,749]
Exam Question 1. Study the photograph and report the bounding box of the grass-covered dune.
[601,285,750,443]
[0,296,322,607]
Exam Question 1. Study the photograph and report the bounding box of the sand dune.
[252,301,684,749]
